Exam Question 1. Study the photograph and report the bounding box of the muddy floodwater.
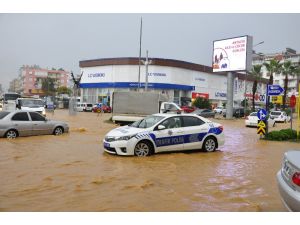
[0,110,299,211]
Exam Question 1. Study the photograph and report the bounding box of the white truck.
[16,98,46,116]
[1,92,21,111]
[112,91,182,124]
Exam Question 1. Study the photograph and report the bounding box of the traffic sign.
[267,84,284,96]
[257,126,266,135]
[290,95,296,108]
[257,109,267,120]
[257,120,266,135]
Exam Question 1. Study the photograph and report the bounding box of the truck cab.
[16,98,46,116]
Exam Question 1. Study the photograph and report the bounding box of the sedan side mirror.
[158,125,166,130]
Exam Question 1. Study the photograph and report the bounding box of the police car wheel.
[134,141,151,157]
[203,137,217,152]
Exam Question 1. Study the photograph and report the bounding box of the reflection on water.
[0,110,298,211]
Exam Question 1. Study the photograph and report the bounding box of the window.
[0,112,10,120]
[159,117,182,129]
[29,112,46,121]
[11,112,29,121]
[130,115,165,128]
[182,116,204,127]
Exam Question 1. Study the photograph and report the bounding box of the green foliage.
[241,99,249,107]
[192,97,211,109]
[41,77,56,95]
[57,86,72,95]
[265,129,297,141]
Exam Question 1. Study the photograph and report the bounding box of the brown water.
[0,110,298,211]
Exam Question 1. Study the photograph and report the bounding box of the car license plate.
[104,142,110,148]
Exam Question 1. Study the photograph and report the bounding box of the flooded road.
[0,110,298,211]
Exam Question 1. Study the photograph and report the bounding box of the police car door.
[182,116,208,150]
[152,116,184,152]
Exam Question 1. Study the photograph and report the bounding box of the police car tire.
[203,137,217,152]
[134,140,152,157]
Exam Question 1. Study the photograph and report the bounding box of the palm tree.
[249,65,262,111]
[263,59,282,85]
[281,60,295,109]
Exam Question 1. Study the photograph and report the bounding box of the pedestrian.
[97,102,103,116]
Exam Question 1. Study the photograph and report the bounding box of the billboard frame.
[212,35,253,73]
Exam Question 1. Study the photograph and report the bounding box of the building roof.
[79,57,268,83]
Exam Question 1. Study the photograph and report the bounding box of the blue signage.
[257,109,267,121]
[267,85,284,96]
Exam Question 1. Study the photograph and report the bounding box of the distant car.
[245,112,276,127]
[180,106,195,113]
[223,108,245,118]
[277,150,300,211]
[192,109,215,118]
[0,102,3,111]
[213,106,224,114]
[76,103,93,112]
[103,113,225,156]
[270,111,290,123]
[0,110,69,138]
[92,104,112,113]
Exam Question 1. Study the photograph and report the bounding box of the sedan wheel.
[203,137,217,152]
[6,130,17,139]
[54,127,63,136]
[134,141,151,157]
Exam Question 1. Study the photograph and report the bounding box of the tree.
[41,77,56,96]
[192,97,211,109]
[281,60,295,109]
[249,65,262,111]
[57,86,72,95]
[263,59,282,85]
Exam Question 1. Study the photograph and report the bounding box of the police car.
[103,113,224,156]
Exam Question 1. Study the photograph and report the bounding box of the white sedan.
[270,111,291,123]
[103,113,225,156]
[245,112,276,127]
[277,150,300,211]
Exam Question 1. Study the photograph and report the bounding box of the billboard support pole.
[226,71,234,119]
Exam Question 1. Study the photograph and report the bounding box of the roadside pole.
[265,84,269,135]
[298,84,300,140]
[226,72,234,119]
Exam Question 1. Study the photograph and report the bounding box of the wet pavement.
[0,110,299,211]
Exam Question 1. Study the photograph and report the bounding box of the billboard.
[212,35,253,72]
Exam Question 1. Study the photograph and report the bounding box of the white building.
[252,48,300,97]
[79,57,268,107]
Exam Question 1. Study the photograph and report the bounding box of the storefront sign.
[87,73,105,78]
[192,92,209,99]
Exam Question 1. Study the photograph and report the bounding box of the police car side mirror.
[158,125,166,130]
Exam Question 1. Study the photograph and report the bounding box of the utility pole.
[142,50,152,91]
[138,17,142,91]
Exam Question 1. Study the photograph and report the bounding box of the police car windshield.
[130,115,165,128]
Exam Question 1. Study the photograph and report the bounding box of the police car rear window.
[183,116,205,127]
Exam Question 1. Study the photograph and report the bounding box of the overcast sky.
[0,13,300,90]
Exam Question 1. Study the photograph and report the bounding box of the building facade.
[252,48,300,96]
[79,57,268,107]
[17,66,70,96]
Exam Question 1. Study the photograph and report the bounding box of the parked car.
[245,112,276,127]
[0,110,69,139]
[223,107,245,118]
[0,102,3,111]
[180,105,195,113]
[76,103,93,112]
[103,113,225,156]
[92,104,112,113]
[213,106,224,114]
[270,111,291,123]
[192,109,215,118]
[277,150,300,211]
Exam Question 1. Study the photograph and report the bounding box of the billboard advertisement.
[212,35,253,72]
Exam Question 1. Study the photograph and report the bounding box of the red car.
[180,105,195,113]
[92,104,112,113]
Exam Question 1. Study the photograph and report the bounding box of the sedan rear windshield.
[271,112,281,116]
[0,111,10,119]
[250,112,257,116]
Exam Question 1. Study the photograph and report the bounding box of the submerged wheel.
[53,126,64,136]
[134,141,152,157]
[5,129,18,139]
[202,137,217,152]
